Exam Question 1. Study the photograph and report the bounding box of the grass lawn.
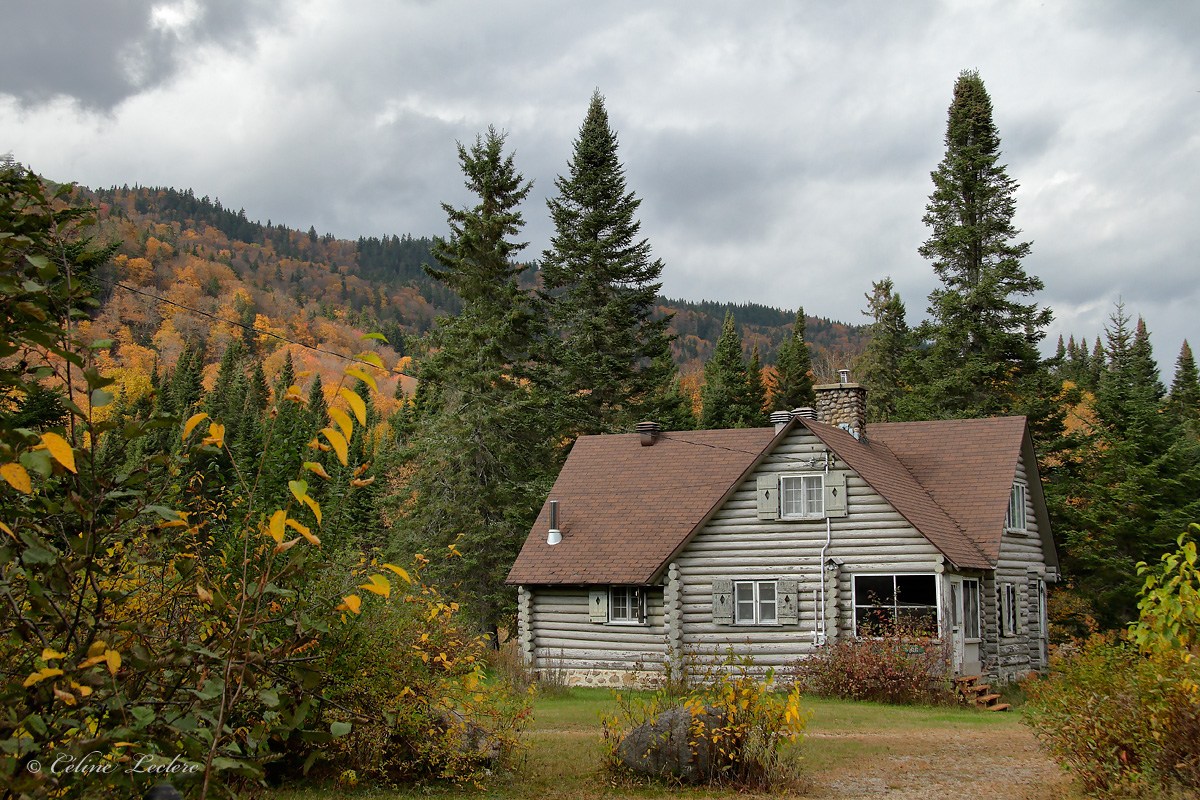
[270,688,1077,800]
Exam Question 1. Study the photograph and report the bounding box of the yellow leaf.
[285,384,305,402]
[269,510,286,544]
[320,427,349,466]
[338,594,362,614]
[40,432,77,474]
[23,667,63,687]
[182,412,209,441]
[105,650,121,676]
[53,686,77,706]
[356,352,385,369]
[359,573,391,598]
[1,462,32,494]
[381,563,412,584]
[301,494,323,526]
[328,407,354,441]
[350,476,375,488]
[286,518,321,546]
[70,681,93,698]
[303,461,331,480]
[41,648,68,661]
[197,584,213,603]
[0,520,13,539]
[87,641,107,658]
[344,367,378,392]
[339,388,367,426]
[274,536,302,553]
[447,543,462,557]
[204,422,226,448]
[288,479,308,504]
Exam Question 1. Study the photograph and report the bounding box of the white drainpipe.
[816,452,832,646]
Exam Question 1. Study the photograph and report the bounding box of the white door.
[948,577,965,673]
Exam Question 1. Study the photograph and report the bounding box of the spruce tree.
[700,312,758,428]
[770,308,816,411]
[857,279,914,421]
[915,70,1052,420]
[541,90,676,435]
[747,346,767,417]
[399,128,555,638]
[1168,340,1200,423]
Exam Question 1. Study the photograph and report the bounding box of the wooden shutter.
[778,578,799,625]
[589,589,608,623]
[823,471,847,517]
[712,579,733,625]
[756,475,779,520]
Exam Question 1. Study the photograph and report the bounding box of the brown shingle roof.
[505,428,776,585]
[506,416,1032,584]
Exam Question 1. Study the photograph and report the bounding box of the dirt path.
[801,723,1073,799]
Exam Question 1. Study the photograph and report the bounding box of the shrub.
[602,650,805,790]
[790,622,954,705]
[1024,529,1200,797]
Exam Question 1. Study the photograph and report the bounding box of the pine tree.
[1168,340,1200,423]
[541,90,676,435]
[856,279,914,421]
[915,70,1052,420]
[770,308,815,411]
[700,313,759,428]
[398,128,556,638]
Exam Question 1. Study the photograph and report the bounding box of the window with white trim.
[608,586,645,624]
[853,574,938,636]
[781,474,824,518]
[1005,482,1027,532]
[963,578,981,639]
[1000,583,1018,636]
[734,580,777,625]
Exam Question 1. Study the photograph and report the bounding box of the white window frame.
[733,580,778,625]
[962,578,982,641]
[1005,482,1028,533]
[1000,582,1019,636]
[851,572,941,637]
[608,586,645,625]
[780,473,824,519]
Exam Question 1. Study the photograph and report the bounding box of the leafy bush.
[790,622,954,705]
[1024,529,1200,797]
[602,650,805,789]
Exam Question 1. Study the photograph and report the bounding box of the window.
[853,574,938,636]
[734,580,777,625]
[609,587,645,624]
[1000,583,1018,636]
[781,474,824,518]
[963,579,981,639]
[1005,482,1027,532]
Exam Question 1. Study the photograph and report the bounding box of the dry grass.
[268,688,1081,800]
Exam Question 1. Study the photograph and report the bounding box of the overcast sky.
[3,1,1197,375]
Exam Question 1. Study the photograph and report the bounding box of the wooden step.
[954,674,982,685]
[966,683,991,694]
[975,693,1002,705]
[984,703,1011,712]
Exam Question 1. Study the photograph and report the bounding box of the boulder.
[615,705,729,783]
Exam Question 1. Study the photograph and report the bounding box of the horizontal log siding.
[528,587,667,674]
[676,429,941,669]
[989,453,1049,681]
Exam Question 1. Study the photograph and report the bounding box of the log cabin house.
[506,378,1056,687]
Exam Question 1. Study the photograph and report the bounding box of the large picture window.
[853,574,938,636]
[781,474,823,518]
[734,580,777,625]
[609,586,645,624]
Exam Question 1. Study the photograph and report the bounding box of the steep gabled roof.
[506,416,1035,585]
[505,428,777,585]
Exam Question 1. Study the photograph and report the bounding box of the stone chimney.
[814,370,867,439]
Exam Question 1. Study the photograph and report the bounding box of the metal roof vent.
[770,410,792,433]
[792,407,818,420]
[636,421,663,446]
[546,500,562,546]
[838,368,851,384]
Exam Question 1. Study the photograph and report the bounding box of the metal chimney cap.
[838,368,851,384]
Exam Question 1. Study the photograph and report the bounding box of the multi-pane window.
[1005,482,1027,532]
[734,580,777,625]
[609,587,644,624]
[963,579,981,639]
[781,474,823,518]
[1000,583,1019,636]
[853,574,938,636]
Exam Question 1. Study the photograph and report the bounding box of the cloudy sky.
[3,1,1197,373]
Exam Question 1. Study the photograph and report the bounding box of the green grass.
[269,688,1061,800]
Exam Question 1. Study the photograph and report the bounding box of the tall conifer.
[857,279,914,421]
[700,313,758,428]
[770,308,816,411]
[541,90,676,434]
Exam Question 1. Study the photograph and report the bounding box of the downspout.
[816,451,832,646]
